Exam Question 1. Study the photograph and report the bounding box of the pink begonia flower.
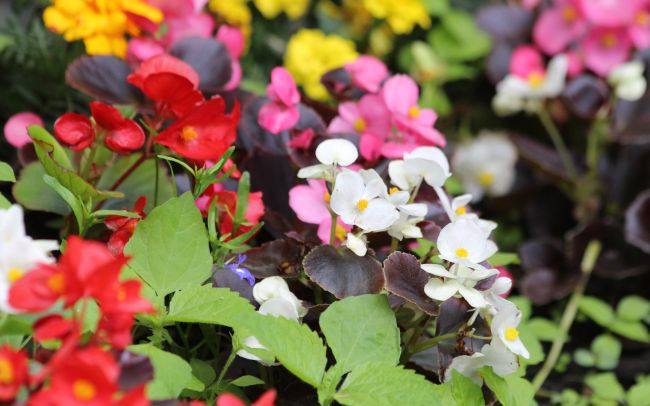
[344,55,389,94]
[328,95,390,161]
[521,0,542,10]
[581,27,632,76]
[3,112,43,148]
[287,128,315,149]
[577,0,645,27]
[126,38,165,64]
[163,13,214,47]
[258,67,301,134]
[381,75,446,156]
[289,179,351,244]
[533,0,587,55]
[509,45,546,80]
[629,9,650,49]
[217,25,245,91]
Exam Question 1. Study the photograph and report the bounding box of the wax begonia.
[90,102,145,154]
[258,67,301,134]
[297,138,358,181]
[607,60,647,101]
[344,55,389,94]
[436,218,498,270]
[0,345,28,401]
[533,0,587,55]
[3,112,43,148]
[422,264,497,308]
[217,25,245,91]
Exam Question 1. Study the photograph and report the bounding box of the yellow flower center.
[636,11,648,26]
[180,126,199,143]
[335,224,347,241]
[478,171,494,187]
[601,33,617,48]
[73,379,96,401]
[7,267,24,283]
[408,106,421,118]
[527,72,545,88]
[47,273,64,294]
[505,327,519,342]
[323,192,331,203]
[353,118,366,133]
[455,206,467,216]
[356,199,369,212]
[117,287,127,302]
[389,187,399,195]
[455,248,468,258]
[0,358,14,384]
[562,5,577,22]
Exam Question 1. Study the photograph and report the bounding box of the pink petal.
[267,67,300,107]
[337,101,362,124]
[328,116,355,134]
[629,12,650,48]
[317,218,351,244]
[223,61,242,91]
[258,102,300,134]
[163,13,214,46]
[521,0,542,10]
[577,0,644,27]
[358,94,391,134]
[533,7,586,55]
[126,38,165,64]
[381,75,419,115]
[287,128,315,149]
[359,133,384,161]
[581,27,632,76]
[4,112,43,148]
[510,45,546,79]
[289,181,330,224]
[565,50,585,77]
[217,25,245,60]
[345,55,389,93]
[380,141,418,159]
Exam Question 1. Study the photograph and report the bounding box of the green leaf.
[0,162,15,182]
[334,362,444,406]
[13,163,69,215]
[609,319,650,343]
[128,344,193,400]
[627,377,650,406]
[190,358,216,386]
[0,314,33,336]
[320,294,400,372]
[124,193,213,296]
[232,171,250,235]
[421,0,449,15]
[167,285,255,328]
[428,11,491,62]
[230,375,265,387]
[573,349,596,367]
[591,335,621,370]
[527,318,562,342]
[42,175,85,230]
[479,368,535,406]
[585,373,625,401]
[0,194,10,209]
[616,295,650,322]
[488,252,521,266]
[28,125,72,170]
[578,296,616,327]
[238,312,327,387]
[518,325,544,366]
[450,370,484,406]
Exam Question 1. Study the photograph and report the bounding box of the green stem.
[409,332,459,355]
[537,109,578,180]
[80,147,97,180]
[531,240,602,393]
[390,238,399,252]
[329,212,338,246]
[215,347,237,387]
[400,315,431,364]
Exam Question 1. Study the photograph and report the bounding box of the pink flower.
[217,25,245,91]
[3,112,43,148]
[289,180,351,244]
[565,50,585,77]
[522,0,542,10]
[287,128,315,149]
[533,0,587,55]
[629,9,650,48]
[509,45,546,80]
[126,38,165,64]
[381,75,446,155]
[581,26,632,76]
[258,67,301,134]
[328,94,390,161]
[577,0,645,27]
[344,55,389,94]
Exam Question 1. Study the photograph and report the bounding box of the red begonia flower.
[90,102,145,154]
[53,113,95,150]
[0,345,28,401]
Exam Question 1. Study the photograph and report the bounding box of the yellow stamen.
[0,358,13,384]
[335,224,347,241]
[505,327,519,342]
[527,72,545,88]
[73,379,96,401]
[180,126,199,143]
[478,171,494,187]
[601,33,617,48]
[323,192,331,203]
[353,118,366,133]
[7,267,24,283]
[455,206,467,216]
[455,248,468,258]
[408,106,421,118]
[562,6,577,22]
[117,287,127,302]
[389,187,399,195]
[47,273,64,294]
[356,199,369,212]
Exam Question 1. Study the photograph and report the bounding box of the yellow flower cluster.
[284,29,358,100]
[43,0,163,58]
[209,0,253,40]
[253,0,310,20]
[362,0,431,34]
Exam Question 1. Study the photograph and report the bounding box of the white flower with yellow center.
[450,194,497,236]
[491,300,529,359]
[436,218,498,270]
[330,170,399,232]
[389,146,451,192]
[0,205,58,313]
[452,132,518,201]
[608,61,647,101]
[298,138,358,181]
[445,340,518,385]
[422,263,497,309]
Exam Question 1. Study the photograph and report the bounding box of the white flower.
[389,147,451,191]
[608,61,647,101]
[437,218,498,269]
[492,54,568,116]
[297,138,359,182]
[330,170,399,232]
[0,205,58,313]
[452,132,518,201]
[297,164,335,182]
[491,300,529,359]
[422,264,497,308]
[450,194,497,235]
[345,232,368,256]
[445,340,518,384]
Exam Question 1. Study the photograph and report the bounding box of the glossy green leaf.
[450,370,484,406]
[616,295,650,322]
[13,163,69,215]
[128,344,193,400]
[167,285,255,327]
[609,319,650,343]
[479,367,535,406]
[0,161,15,182]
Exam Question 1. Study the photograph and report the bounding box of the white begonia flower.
[345,232,368,256]
[450,194,497,236]
[330,170,399,232]
[422,264,497,308]
[445,340,518,385]
[491,300,530,359]
[608,61,647,101]
[452,132,518,201]
[389,147,451,192]
[437,218,498,270]
[492,54,568,116]
[297,164,335,182]
[0,205,58,313]
[315,138,358,166]
[238,276,308,362]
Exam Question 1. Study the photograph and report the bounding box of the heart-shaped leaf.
[66,56,142,104]
[383,252,438,315]
[242,239,307,278]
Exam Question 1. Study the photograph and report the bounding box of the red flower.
[216,389,277,406]
[105,196,147,255]
[9,264,66,312]
[0,346,28,401]
[53,113,95,150]
[155,97,240,161]
[197,189,264,241]
[34,315,75,342]
[90,102,145,154]
[96,312,137,350]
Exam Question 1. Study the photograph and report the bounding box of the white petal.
[421,264,455,278]
[541,54,567,97]
[355,199,399,231]
[451,194,473,211]
[388,160,417,191]
[297,164,333,180]
[399,203,427,217]
[259,297,300,320]
[330,170,364,219]
[482,341,519,377]
[445,353,486,385]
[424,279,459,301]
[616,78,647,101]
[346,233,367,256]
[252,276,291,304]
[316,139,358,166]
[457,286,487,309]
[491,277,512,296]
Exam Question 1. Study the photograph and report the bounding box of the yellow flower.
[284,29,358,100]
[43,0,163,58]
[253,0,309,20]
[362,0,431,34]
[318,0,373,38]
[209,0,253,40]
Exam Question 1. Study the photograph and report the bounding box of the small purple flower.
[224,254,255,286]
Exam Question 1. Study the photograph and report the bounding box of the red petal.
[53,113,95,150]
